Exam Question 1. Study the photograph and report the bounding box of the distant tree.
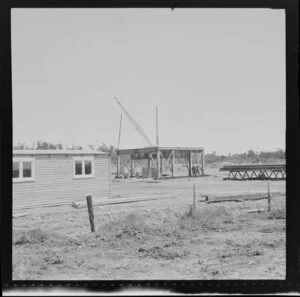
[96,143,117,160]
[71,144,83,150]
[247,149,256,159]
[36,140,63,150]
[274,148,285,159]
[56,143,63,150]
[14,142,31,149]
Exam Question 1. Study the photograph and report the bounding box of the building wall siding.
[13,154,110,210]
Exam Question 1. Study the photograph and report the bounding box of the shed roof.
[13,150,110,156]
[117,146,204,154]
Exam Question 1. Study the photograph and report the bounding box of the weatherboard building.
[12,150,111,210]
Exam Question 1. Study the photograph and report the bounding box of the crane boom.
[113,97,153,147]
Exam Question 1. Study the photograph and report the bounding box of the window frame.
[72,156,95,179]
[13,157,35,183]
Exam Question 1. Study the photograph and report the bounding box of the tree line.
[13,141,118,159]
[14,141,285,163]
[205,149,285,164]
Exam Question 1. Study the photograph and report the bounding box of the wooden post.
[156,106,159,147]
[171,150,175,177]
[267,181,271,212]
[148,158,151,178]
[193,184,196,211]
[86,195,95,232]
[157,149,161,179]
[130,156,133,177]
[117,113,122,150]
[188,150,192,177]
[201,150,205,176]
[116,153,120,177]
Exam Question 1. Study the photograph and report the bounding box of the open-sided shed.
[116,146,204,179]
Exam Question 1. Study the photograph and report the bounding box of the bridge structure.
[219,164,286,180]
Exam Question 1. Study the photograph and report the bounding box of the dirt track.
[13,165,286,280]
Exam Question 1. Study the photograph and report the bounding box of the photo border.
[1,0,299,294]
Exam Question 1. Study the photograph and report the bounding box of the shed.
[12,150,111,210]
[116,146,204,179]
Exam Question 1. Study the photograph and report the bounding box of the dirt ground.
[12,164,286,280]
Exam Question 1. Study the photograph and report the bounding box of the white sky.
[11,8,285,154]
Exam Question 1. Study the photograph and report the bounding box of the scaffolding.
[116,146,205,179]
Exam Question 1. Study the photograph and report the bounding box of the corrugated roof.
[13,150,110,155]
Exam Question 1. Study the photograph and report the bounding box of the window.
[13,157,35,182]
[23,162,32,177]
[85,161,92,175]
[13,162,20,178]
[73,157,94,178]
[75,161,83,175]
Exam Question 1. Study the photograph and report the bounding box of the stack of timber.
[203,191,285,203]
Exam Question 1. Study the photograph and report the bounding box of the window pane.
[13,162,20,178]
[75,161,82,175]
[85,161,92,175]
[23,162,32,178]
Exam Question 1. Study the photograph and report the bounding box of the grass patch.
[259,224,285,233]
[179,205,235,231]
[14,228,49,245]
[266,208,285,220]
[138,246,189,260]
[249,207,286,221]
[13,228,73,246]
[97,212,153,241]
[43,252,64,265]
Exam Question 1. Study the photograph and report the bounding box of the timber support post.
[116,152,121,177]
[157,149,161,179]
[192,184,196,213]
[148,158,151,178]
[86,195,95,232]
[201,150,205,176]
[171,150,175,177]
[267,181,271,212]
[188,150,192,177]
[130,156,133,176]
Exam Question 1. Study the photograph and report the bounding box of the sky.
[11,8,285,154]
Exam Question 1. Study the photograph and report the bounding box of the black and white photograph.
[9,6,288,285]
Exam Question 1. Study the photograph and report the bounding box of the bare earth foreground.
[13,165,286,280]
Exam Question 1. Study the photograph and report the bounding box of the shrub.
[97,212,152,241]
[267,208,286,220]
[179,206,234,231]
[14,228,49,245]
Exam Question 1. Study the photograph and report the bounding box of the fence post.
[267,182,271,212]
[192,184,196,213]
[86,195,95,232]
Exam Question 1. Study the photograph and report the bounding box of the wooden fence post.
[267,182,271,212]
[192,184,196,213]
[86,195,95,232]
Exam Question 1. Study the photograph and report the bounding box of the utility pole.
[156,106,160,178]
[116,113,122,177]
[117,113,123,150]
[156,106,159,147]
